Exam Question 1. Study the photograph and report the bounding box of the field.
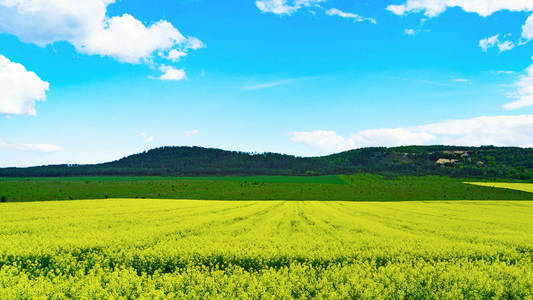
[467,182,533,194]
[3,174,533,202]
[1,199,533,298]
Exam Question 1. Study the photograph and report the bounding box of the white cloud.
[164,49,188,62]
[184,37,205,50]
[404,28,416,35]
[291,115,533,154]
[0,0,109,46]
[388,2,531,51]
[479,35,515,52]
[185,129,199,137]
[479,34,499,51]
[155,65,187,81]
[0,138,62,152]
[255,0,325,15]
[78,14,186,64]
[325,8,376,24]
[0,0,202,64]
[498,40,515,52]
[352,128,435,148]
[387,0,533,18]
[0,55,49,116]
[291,130,355,153]
[157,37,204,63]
[140,132,154,142]
[522,14,533,40]
[504,64,533,110]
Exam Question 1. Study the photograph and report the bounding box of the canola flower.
[0,199,532,299]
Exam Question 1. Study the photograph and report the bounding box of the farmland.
[2,174,533,202]
[0,199,532,298]
[467,182,533,194]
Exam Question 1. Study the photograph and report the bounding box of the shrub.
[1,196,6,203]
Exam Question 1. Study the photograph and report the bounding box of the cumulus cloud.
[255,0,324,15]
[0,55,49,116]
[404,28,416,35]
[184,37,205,51]
[0,0,202,64]
[325,8,376,24]
[387,0,533,18]
[140,132,154,142]
[0,0,109,46]
[78,15,186,64]
[522,14,533,40]
[479,35,515,52]
[504,64,533,110]
[0,138,62,152]
[388,1,532,51]
[497,40,515,52]
[291,115,533,154]
[154,65,187,81]
[291,130,355,153]
[479,35,499,51]
[185,129,199,137]
[164,49,188,62]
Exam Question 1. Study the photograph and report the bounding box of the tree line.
[2,145,533,180]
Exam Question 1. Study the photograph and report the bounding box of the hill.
[2,145,533,180]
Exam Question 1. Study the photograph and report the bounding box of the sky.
[2,0,533,167]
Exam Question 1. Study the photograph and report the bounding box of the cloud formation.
[479,35,515,52]
[504,65,533,110]
[497,40,515,52]
[291,130,355,153]
[325,8,376,24]
[387,0,533,18]
[404,28,416,36]
[255,0,324,15]
[523,14,533,40]
[0,55,49,116]
[78,14,186,64]
[291,115,533,154]
[479,35,499,51]
[155,65,187,81]
[0,0,202,65]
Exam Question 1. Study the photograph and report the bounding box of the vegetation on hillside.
[2,145,533,180]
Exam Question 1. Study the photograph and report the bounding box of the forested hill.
[2,145,533,179]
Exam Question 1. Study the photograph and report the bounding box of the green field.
[0,199,532,298]
[3,174,533,202]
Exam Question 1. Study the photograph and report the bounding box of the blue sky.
[2,0,533,167]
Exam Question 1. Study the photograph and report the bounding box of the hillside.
[2,145,533,180]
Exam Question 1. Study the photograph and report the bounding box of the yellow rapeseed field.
[467,182,533,194]
[1,199,532,299]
